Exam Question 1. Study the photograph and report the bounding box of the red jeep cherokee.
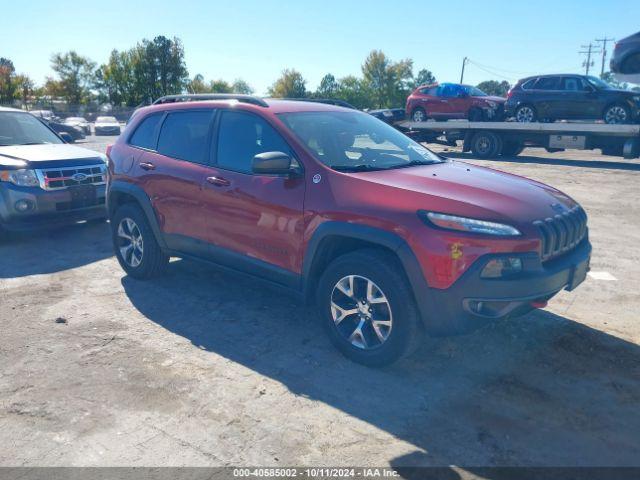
[107,94,591,366]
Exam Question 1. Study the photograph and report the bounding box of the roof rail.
[152,94,269,108]
[278,98,357,110]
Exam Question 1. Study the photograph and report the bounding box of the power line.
[579,43,601,75]
[595,37,615,76]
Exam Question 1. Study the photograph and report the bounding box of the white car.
[64,116,91,135]
[94,116,121,136]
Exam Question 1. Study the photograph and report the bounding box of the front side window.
[216,111,294,174]
[129,113,163,151]
[278,111,442,172]
[157,110,214,164]
[462,85,487,97]
[0,112,62,146]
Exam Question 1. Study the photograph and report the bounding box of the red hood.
[337,160,577,225]
[481,95,507,103]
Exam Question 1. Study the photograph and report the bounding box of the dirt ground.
[1,137,639,471]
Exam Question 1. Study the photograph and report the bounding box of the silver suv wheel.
[117,217,144,267]
[330,275,393,350]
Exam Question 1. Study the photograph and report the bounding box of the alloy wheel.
[412,109,426,122]
[117,217,144,268]
[516,106,534,122]
[604,106,628,124]
[330,275,393,350]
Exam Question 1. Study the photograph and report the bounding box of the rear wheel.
[603,104,630,124]
[317,249,423,367]
[515,104,537,123]
[111,203,168,279]
[470,131,503,158]
[411,108,426,122]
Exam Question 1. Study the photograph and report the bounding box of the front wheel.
[411,108,426,122]
[111,203,168,279]
[603,104,630,124]
[317,249,423,367]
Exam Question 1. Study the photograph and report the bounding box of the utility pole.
[460,57,468,84]
[595,37,615,76]
[579,44,601,75]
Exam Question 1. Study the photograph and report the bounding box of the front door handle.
[139,162,156,171]
[206,176,231,187]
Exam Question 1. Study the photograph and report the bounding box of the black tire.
[501,140,524,157]
[316,249,423,367]
[470,131,503,159]
[411,108,426,122]
[603,104,631,125]
[515,104,537,123]
[468,108,484,122]
[111,203,168,279]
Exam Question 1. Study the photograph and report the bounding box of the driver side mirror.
[59,132,73,143]
[252,151,295,176]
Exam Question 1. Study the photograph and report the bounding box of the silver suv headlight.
[418,211,521,236]
[0,169,40,187]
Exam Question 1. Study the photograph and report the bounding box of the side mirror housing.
[59,132,73,143]
[252,151,293,175]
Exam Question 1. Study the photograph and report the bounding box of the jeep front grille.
[533,206,588,262]
[35,164,107,191]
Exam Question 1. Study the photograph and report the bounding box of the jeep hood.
[0,144,103,164]
[352,160,578,223]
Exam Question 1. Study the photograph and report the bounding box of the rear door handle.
[139,162,156,171]
[206,176,231,187]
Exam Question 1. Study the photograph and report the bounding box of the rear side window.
[216,111,293,174]
[129,113,162,150]
[157,110,214,164]
[533,77,560,90]
[419,87,437,95]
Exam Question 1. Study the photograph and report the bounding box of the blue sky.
[2,0,639,94]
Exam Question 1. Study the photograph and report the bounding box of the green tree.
[315,73,339,98]
[268,69,307,98]
[232,79,254,94]
[13,74,34,101]
[413,68,436,87]
[361,50,413,108]
[209,79,232,93]
[0,58,17,102]
[334,75,374,109]
[476,80,511,96]
[187,74,209,93]
[50,51,96,104]
[95,50,137,105]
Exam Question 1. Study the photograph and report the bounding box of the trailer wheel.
[501,140,524,157]
[471,131,502,158]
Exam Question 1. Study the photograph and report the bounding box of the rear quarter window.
[129,113,163,150]
[521,78,537,90]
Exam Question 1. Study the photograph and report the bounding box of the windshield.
[0,112,63,146]
[462,85,488,96]
[97,116,117,123]
[586,76,613,90]
[278,111,442,171]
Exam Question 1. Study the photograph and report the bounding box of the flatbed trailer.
[397,120,640,160]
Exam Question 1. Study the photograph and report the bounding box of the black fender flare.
[108,181,167,249]
[301,221,433,325]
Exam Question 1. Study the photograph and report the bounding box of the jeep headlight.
[0,169,40,187]
[418,211,521,236]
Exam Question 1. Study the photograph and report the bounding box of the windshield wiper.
[387,159,442,169]
[331,164,388,172]
[17,142,48,146]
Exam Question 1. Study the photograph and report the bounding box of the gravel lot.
[1,135,639,470]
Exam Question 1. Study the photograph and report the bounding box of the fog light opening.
[15,199,34,212]
[481,257,523,278]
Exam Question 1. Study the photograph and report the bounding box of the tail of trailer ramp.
[398,120,640,160]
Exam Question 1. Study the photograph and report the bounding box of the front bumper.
[0,183,106,231]
[415,239,592,336]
